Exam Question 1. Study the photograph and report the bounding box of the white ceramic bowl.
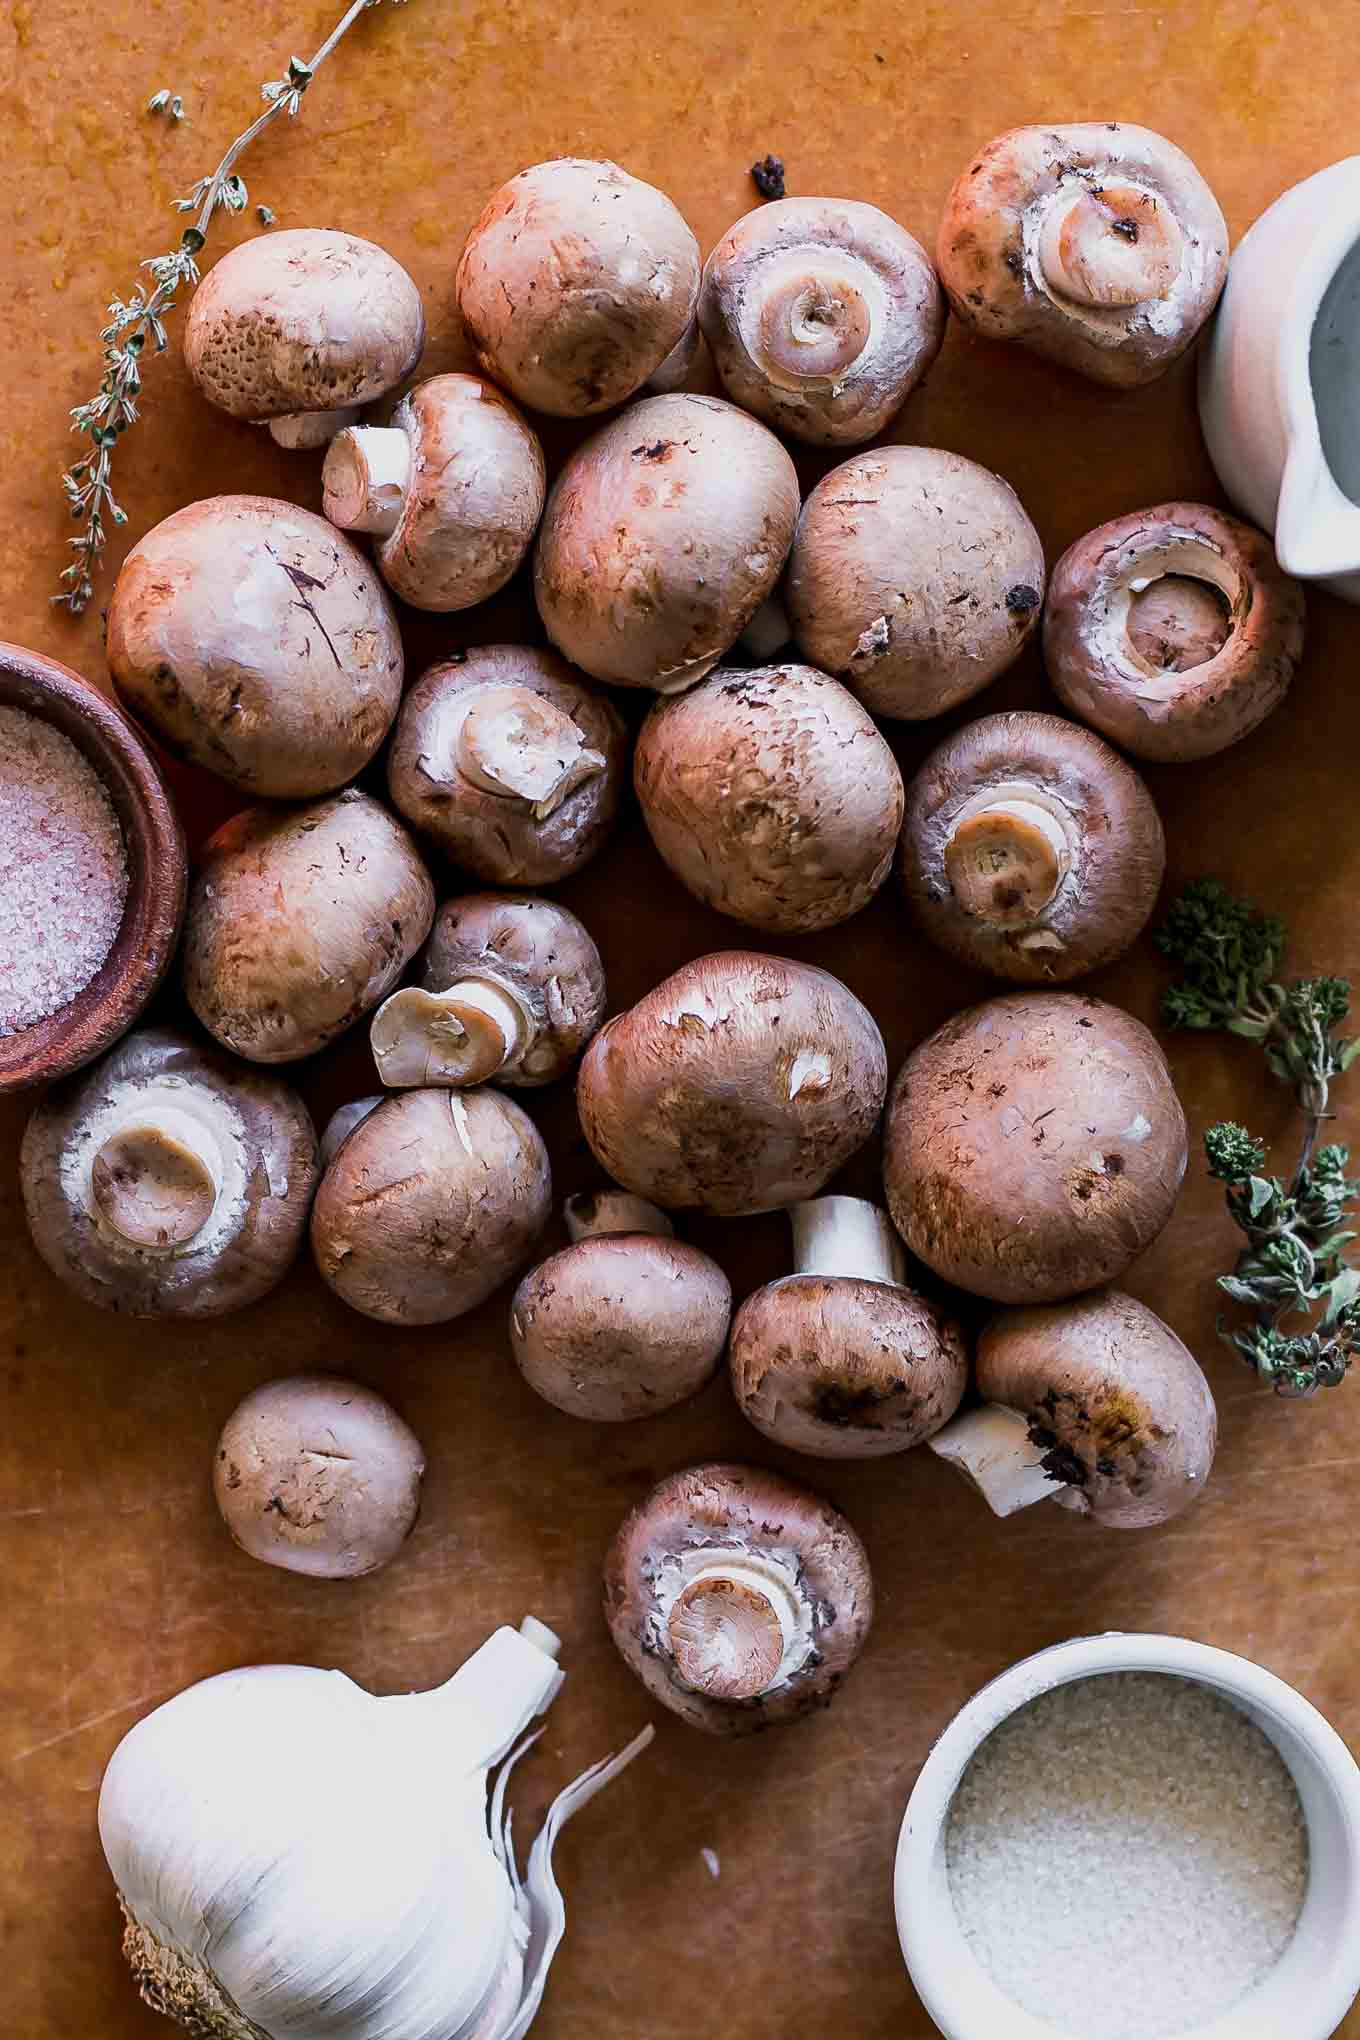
[895,1633,1360,2040]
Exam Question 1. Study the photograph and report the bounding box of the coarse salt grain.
[945,1671,1308,2040]
[0,705,129,1036]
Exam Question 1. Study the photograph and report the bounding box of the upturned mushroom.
[321,374,545,612]
[577,951,887,1216]
[214,1375,425,1577]
[183,791,434,1064]
[928,1289,1217,1528]
[310,1087,551,1325]
[534,393,801,692]
[370,892,605,1090]
[900,710,1165,982]
[106,496,404,799]
[883,992,1187,1304]
[1044,504,1307,761]
[183,228,425,446]
[785,446,1045,720]
[20,1028,316,1317]
[937,123,1228,387]
[633,661,904,933]
[699,196,945,445]
[509,1191,731,1422]
[456,158,701,416]
[603,1462,874,1734]
[729,1196,967,1458]
[386,646,627,886]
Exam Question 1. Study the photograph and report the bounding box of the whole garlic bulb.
[98,1618,650,2040]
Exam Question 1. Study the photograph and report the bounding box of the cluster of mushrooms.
[23,121,1289,1738]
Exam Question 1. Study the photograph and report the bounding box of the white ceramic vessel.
[895,1632,1360,2040]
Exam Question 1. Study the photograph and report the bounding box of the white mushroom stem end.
[370,979,532,1089]
[267,405,363,451]
[456,686,607,818]
[927,1403,1062,1517]
[323,425,414,536]
[564,1191,675,1243]
[789,1195,906,1285]
[667,1561,802,1701]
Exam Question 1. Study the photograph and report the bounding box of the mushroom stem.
[1126,574,1232,673]
[88,1109,224,1250]
[789,1195,906,1285]
[667,1562,798,1700]
[738,593,794,662]
[268,405,363,451]
[927,1404,1061,1517]
[754,253,875,384]
[322,425,414,536]
[370,978,533,1089]
[1039,183,1186,308]
[645,313,701,395]
[563,1190,675,1243]
[943,794,1075,930]
[456,686,608,819]
[320,1096,383,1167]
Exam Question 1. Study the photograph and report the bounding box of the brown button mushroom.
[455,158,701,416]
[785,446,1045,721]
[578,951,887,1217]
[386,646,627,887]
[183,791,435,1064]
[937,124,1228,387]
[509,1190,731,1422]
[633,662,904,933]
[699,196,945,446]
[883,992,1187,1305]
[1044,504,1307,761]
[534,393,801,692]
[730,1196,967,1458]
[319,1096,383,1167]
[900,710,1165,983]
[928,1290,1216,1529]
[20,1027,316,1317]
[214,1374,425,1578]
[106,496,404,800]
[370,892,605,1090]
[603,1462,873,1735]
[310,1087,551,1325]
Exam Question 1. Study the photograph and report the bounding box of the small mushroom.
[509,1191,731,1422]
[928,1290,1216,1529]
[321,374,545,613]
[386,646,627,886]
[603,1462,874,1735]
[183,228,425,445]
[371,892,605,1090]
[183,791,435,1064]
[534,393,801,692]
[319,1097,382,1167]
[577,951,887,1216]
[883,991,1187,1304]
[785,447,1044,720]
[634,662,904,933]
[699,196,945,445]
[106,496,404,799]
[20,1027,317,1317]
[213,1375,425,1578]
[456,158,701,416]
[937,124,1228,387]
[310,1087,551,1325]
[1044,504,1307,761]
[900,711,1165,982]
[730,1196,968,1458]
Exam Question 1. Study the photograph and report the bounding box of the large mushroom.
[20,1028,316,1317]
[577,951,887,1216]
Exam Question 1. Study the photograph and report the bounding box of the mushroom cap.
[183,228,425,421]
[106,496,404,799]
[183,790,435,1064]
[386,646,627,886]
[420,892,606,1086]
[456,158,701,416]
[633,661,905,933]
[1044,503,1307,761]
[534,393,801,691]
[310,1086,551,1325]
[699,196,945,446]
[20,1027,317,1318]
[977,1289,1217,1528]
[900,710,1166,982]
[883,991,1187,1304]
[577,951,887,1216]
[785,446,1044,720]
[213,1374,425,1577]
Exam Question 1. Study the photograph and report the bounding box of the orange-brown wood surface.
[4,3,1359,2034]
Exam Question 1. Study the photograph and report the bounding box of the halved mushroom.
[20,1027,317,1317]
[1044,504,1307,760]
[604,1462,873,1734]
[900,711,1165,982]
[577,951,887,1216]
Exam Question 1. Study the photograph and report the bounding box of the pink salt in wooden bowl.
[0,642,187,1094]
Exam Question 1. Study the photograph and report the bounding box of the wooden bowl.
[0,642,187,1093]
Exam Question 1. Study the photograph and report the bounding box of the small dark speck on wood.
[750,155,786,202]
